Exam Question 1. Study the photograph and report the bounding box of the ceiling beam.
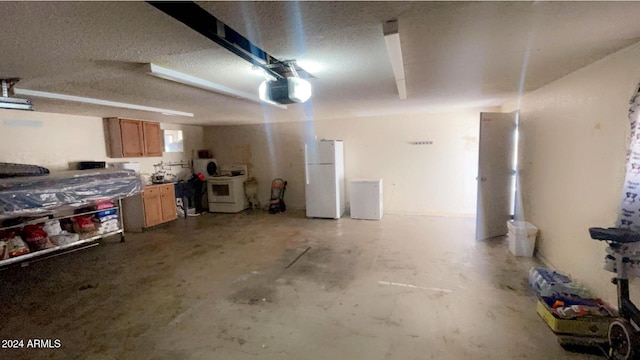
[146,63,287,110]
[147,1,287,80]
[12,88,194,117]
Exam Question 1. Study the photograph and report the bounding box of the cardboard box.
[536,300,614,338]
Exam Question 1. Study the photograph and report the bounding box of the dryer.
[193,159,218,178]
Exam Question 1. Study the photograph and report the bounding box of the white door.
[475,111,517,241]
[306,164,338,218]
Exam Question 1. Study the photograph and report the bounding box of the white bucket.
[507,221,538,257]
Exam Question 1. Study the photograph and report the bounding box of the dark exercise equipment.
[589,227,640,359]
[268,179,287,214]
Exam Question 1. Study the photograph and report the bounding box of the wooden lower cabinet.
[122,184,177,232]
[157,184,177,223]
[143,186,164,227]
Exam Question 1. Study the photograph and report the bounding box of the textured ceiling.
[2,1,640,125]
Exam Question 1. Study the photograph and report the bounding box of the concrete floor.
[0,211,600,359]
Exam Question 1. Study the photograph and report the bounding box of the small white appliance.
[350,179,383,220]
[207,164,249,213]
[111,162,140,173]
[193,158,218,178]
[121,162,140,173]
[305,140,345,219]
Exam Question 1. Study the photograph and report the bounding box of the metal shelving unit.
[0,198,125,269]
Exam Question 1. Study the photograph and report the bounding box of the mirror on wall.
[163,129,184,153]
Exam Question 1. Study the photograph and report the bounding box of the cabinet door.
[120,119,145,157]
[143,122,163,157]
[143,187,163,227]
[160,184,177,222]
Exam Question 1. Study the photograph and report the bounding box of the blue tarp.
[0,169,141,219]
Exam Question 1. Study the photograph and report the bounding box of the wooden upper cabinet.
[105,117,164,158]
[120,119,145,157]
[143,122,163,157]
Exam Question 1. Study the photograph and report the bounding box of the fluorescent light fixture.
[12,88,193,117]
[0,97,33,111]
[0,79,32,111]
[383,20,407,100]
[146,63,287,110]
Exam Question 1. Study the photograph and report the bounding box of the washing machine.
[193,159,218,178]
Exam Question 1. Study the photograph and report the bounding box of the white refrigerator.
[305,140,345,219]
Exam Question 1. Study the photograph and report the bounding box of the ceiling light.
[0,79,32,111]
[258,62,312,105]
[146,63,286,110]
[383,20,407,100]
[259,78,312,104]
[12,88,193,117]
[288,78,312,103]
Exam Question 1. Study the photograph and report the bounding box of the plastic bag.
[72,215,97,237]
[59,218,74,233]
[96,209,117,218]
[96,219,119,235]
[93,214,118,223]
[0,240,9,260]
[72,216,95,232]
[49,231,80,246]
[5,232,29,258]
[553,304,615,319]
[528,267,591,298]
[95,200,115,210]
[22,224,54,251]
[42,219,62,236]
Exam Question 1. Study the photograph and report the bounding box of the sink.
[151,180,177,185]
[151,172,177,184]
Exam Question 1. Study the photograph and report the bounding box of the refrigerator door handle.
[305,144,309,185]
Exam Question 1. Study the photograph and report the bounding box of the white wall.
[203,109,486,216]
[502,43,640,303]
[0,109,204,180]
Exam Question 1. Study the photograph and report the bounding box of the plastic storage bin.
[536,300,613,340]
[507,221,538,257]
